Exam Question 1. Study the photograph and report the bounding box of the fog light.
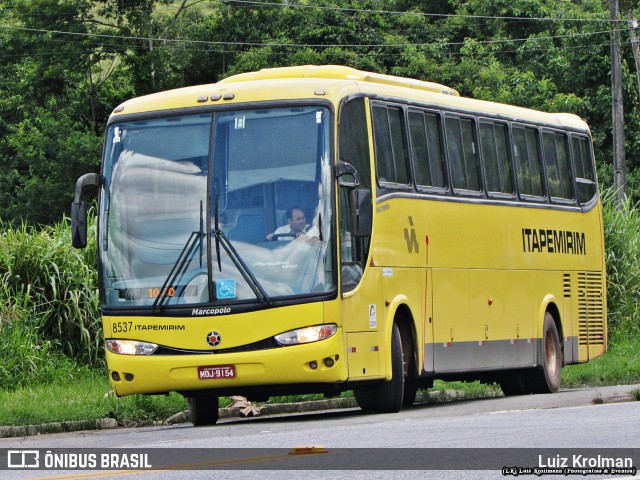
[309,361,318,370]
[323,357,335,368]
[111,371,121,381]
[124,373,134,382]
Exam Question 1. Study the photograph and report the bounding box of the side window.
[571,135,597,204]
[513,126,544,199]
[543,130,574,202]
[339,97,372,293]
[372,104,409,187]
[445,115,480,193]
[480,121,513,196]
[408,109,446,190]
[339,97,372,190]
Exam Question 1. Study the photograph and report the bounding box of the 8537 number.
[112,321,133,334]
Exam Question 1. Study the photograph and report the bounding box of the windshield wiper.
[152,203,205,313]
[214,193,271,306]
[152,230,204,313]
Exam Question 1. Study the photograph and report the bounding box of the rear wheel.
[500,313,562,396]
[354,323,404,413]
[187,394,219,426]
[528,313,562,393]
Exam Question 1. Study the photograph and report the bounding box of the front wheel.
[187,394,219,426]
[354,324,404,413]
[499,370,528,396]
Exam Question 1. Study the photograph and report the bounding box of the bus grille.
[563,273,572,298]
[577,271,605,346]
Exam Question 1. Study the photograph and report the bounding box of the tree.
[0,0,130,224]
[2,0,640,225]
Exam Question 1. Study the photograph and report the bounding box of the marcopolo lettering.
[192,307,232,316]
[522,228,586,255]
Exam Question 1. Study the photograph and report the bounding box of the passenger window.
[543,131,574,201]
[480,121,513,195]
[513,126,544,199]
[445,116,480,193]
[372,104,409,186]
[408,110,446,190]
[571,135,597,204]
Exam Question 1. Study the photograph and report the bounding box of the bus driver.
[266,206,319,242]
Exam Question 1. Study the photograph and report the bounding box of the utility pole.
[610,0,627,205]
[629,15,640,103]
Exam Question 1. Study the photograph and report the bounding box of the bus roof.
[110,65,589,132]
[219,65,460,97]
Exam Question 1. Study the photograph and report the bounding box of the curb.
[0,418,117,439]
[0,391,460,438]
[166,397,360,425]
[163,389,491,425]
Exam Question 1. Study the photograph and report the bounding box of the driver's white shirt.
[273,224,320,240]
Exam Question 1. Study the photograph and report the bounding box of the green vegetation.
[1,0,640,225]
[0,368,187,427]
[1,0,640,428]
[0,216,101,384]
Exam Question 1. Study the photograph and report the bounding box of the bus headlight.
[106,339,158,355]
[274,324,337,346]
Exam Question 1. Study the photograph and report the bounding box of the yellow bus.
[72,65,607,426]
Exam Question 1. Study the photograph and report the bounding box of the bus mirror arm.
[335,161,360,187]
[350,187,372,238]
[71,173,100,249]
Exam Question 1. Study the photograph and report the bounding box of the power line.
[0,23,622,51]
[217,0,612,23]
[1,0,613,23]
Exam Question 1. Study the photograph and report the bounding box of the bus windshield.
[99,106,335,310]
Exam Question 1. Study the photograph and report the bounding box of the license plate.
[198,365,236,380]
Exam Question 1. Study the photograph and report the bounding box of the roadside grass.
[0,368,188,427]
[562,333,640,388]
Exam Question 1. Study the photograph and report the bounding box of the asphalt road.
[1,384,638,480]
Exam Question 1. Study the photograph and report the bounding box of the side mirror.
[71,201,88,249]
[71,173,100,249]
[350,187,372,237]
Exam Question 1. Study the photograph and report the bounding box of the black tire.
[354,324,404,413]
[188,394,219,426]
[402,380,419,407]
[400,326,417,407]
[527,312,563,394]
[499,370,528,396]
